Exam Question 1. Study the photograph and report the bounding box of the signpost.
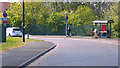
[2,12,8,43]
[65,15,68,37]
[66,16,68,20]
[108,16,110,20]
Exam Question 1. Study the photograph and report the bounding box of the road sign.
[3,21,8,24]
[3,18,8,21]
[2,18,8,24]
[66,16,68,20]
[65,20,68,23]
[3,13,7,17]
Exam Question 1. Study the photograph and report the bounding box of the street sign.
[65,20,68,23]
[3,18,8,21]
[2,18,8,24]
[66,16,68,20]
[3,21,8,24]
[3,12,7,17]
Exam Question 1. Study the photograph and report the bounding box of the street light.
[23,0,25,42]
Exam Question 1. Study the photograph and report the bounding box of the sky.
[0,0,20,2]
[0,0,118,2]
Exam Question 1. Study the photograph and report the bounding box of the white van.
[6,27,22,37]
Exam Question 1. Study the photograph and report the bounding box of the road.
[29,36,118,66]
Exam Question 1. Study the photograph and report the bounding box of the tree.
[64,5,97,36]
[104,2,119,37]
[7,2,50,33]
[68,5,97,25]
[46,11,65,33]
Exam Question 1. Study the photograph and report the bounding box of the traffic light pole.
[23,0,25,42]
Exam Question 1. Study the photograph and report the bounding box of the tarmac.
[29,35,119,42]
[2,41,56,67]
[29,36,118,67]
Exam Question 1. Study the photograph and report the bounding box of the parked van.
[6,27,22,37]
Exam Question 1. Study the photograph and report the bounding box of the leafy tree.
[7,2,50,32]
[6,2,119,37]
[104,2,119,37]
[68,5,97,25]
[48,2,82,12]
[46,11,65,33]
[67,5,98,36]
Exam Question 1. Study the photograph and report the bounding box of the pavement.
[2,41,56,67]
[29,35,118,66]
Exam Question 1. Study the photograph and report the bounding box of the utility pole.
[23,0,25,42]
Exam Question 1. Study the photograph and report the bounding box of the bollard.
[27,33,29,40]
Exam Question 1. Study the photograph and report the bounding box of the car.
[6,27,22,37]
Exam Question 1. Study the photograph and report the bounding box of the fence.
[25,24,93,36]
[5,24,115,37]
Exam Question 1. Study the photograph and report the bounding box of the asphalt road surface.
[2,41,54,66]
[29,36,118,66]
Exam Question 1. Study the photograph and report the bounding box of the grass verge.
[0,37,43,51]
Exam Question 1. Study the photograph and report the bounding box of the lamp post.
[23,0,25,42]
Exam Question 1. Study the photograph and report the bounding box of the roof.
[93,20,108,24]
[7,27,19,29]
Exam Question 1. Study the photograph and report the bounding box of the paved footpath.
[2,41,55,66]
[29,36,118,66]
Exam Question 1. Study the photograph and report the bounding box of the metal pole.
[66,22,67,37]
[23,0,25,42]
[92,24,94,38]
[99,2,101,20]
[110,22,111,38]
[107,23,108,38]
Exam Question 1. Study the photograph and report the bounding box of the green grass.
[0,37,43,51]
